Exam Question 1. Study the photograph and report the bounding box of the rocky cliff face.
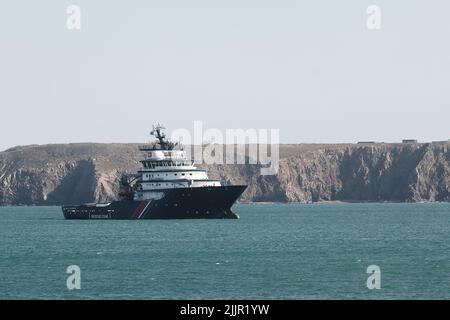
[0,142,449,205]
[0,144,141,205]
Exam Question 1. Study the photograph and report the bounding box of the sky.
[0,0,449,150]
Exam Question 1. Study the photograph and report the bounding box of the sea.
[0,203,449,300]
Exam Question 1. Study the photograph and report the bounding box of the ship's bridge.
[140,159,196,170]
[145,150,187,161]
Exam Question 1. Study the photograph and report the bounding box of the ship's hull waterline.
[62,185,247,219]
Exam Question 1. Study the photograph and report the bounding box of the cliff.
[0,142,449,205]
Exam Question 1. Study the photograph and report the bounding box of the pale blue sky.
[0,1,449,150]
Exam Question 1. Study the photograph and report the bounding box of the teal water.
[0,203,449,300]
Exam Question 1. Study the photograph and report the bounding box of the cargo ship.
[62,125,247,219]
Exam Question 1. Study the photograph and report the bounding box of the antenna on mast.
[150,123,171,149]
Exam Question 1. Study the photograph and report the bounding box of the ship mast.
[150,124,170,150]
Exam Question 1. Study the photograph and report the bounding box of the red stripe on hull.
[131,201,147,219]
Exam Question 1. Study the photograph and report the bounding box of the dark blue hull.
[62,185,247,219]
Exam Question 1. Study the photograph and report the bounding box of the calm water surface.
[0,203,449,299]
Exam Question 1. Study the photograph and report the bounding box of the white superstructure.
[133,125,221,201]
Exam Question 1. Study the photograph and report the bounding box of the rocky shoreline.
[0,142,449,206]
